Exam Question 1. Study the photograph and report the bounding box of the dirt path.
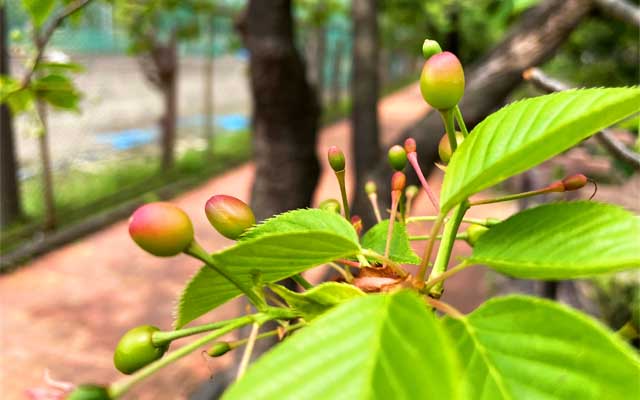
[0,83,516,399]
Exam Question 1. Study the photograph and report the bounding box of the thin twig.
[424,297,464,319]
[236,322,260,380]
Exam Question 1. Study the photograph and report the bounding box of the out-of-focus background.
[0,0,638,398]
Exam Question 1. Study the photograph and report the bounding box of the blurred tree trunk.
[314,24,326,106]
[369,0,592,209]
[350,0,381,226]
[203,16,215,158]
[237,0,320,221]
[330,38,344,109]
[0,6,23,228]
[139,34,178,171]
[35,99,56,230]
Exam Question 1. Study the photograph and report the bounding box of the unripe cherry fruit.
[67,384,111,400]
[420,51,465,110]
[422,39,442,60]
[388,145,408,171]
[319,198,341,214]
[404,138,417,154]
[208,342,231,357]
[129,202,194,257]
[466,224,489,246]
[391,172,406,192]
[438,131,465,164]
[114,325,168,375]
[561,174,588,191]
[327,146,346,172]
[365,180,377,195]
[205,195,256,240]
[405,185,419,199]
[351,215,363,235]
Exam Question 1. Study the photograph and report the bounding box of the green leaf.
[469,201,640,279]
[441,88,640,211]
[361,219,420,264]
[223,291,461,400]
[268,282,365,321]
[176,210,360,328]
[32,74,81,110]
[444,295,640,400]
[24,0,57,28]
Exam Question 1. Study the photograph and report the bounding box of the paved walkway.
[0,83,516,399]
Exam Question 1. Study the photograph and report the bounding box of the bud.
[438,131,465,164]
[205,195,256,240]
[466,224,489,246]
[319,198,341,214]
[388,145,408,171]
[561,174,588,191]
[404,138,417,154]
[422,39,442,60]
[420,51,465,110]
[405,185,419,199]
[327,146,345,172]
[208,342,232,357]
[391,172,406,192]
[114,325,168,375]
[365,180,377,195]
[129,202,194,257]
[351,215,363,235]
[67,384,112,400]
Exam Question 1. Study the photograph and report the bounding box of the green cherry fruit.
[114,325,168,375]
[422,39,442,60]
[208,342,232,357]
[327,146,346,172]
[420,51,465,110]
[205,195,256,240]
[438,131,465,164]
[365,180,377,195]
[465,224,490,246]
[128,202,194,257]
[66,385,112,400]
[405,185,419,200]
[319,198,341,214]
[388,145,408,171]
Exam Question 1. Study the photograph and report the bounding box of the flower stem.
[454,105,468,137]
[329,262,354,282]
[384,193,400,262]
[109,315,255,399]
[428,202,469,298]
[424,297,464,319]
[228,322,306,350]
[152,315,251,347]
[184,241,267,310]
[440,108,458,152]
[335,170,350,220]
[236,322,260,380]
[407,215,491,226]
[424,260,471,292]
[407,153,440,211]
[361,249,408,278]
[367,193,382,222]
[291,274,313,290]
[469,186,560,206]
[409,233,468,241]
[417,213,445,282]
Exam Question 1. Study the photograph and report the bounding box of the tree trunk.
[203,17,215,158]
[330,38,344,109]
[159,39,178,171]
[350,0,381,226]
[314,24,326,106]
[0,6,23,228]
[369,0,592,210]
[36,99,56,230]
[238,0,320,221]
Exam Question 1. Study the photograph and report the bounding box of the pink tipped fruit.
[129,202,194,257]
[404,137,440,211]
[205,195,256,240]
[561,174,588,191]
[327,146,346,172]
[420,51,465,110]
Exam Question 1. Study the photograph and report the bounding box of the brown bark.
[350,0,381,225]
[0,6,23,228]
[35,99,56,230]
[237,0,320,221]
[369,0,593,213]
[204,17,215,157]
[330,39,344,109]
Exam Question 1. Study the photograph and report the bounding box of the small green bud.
[388,145,408,171]
[391,172,406,192]
[114,325,168,375]
[327,146,345,172]
[319,198,341,214]
[365,180,377,195]
[405,185,419,199]
[561,174,588,191]
[438,131,465,164]
[67,385,112,400]
[466,224,489,246]
[205,195,256,240]
[208,342,232,357]
[128,202,194,257]
[420,51,465,110]
[422,39,442,60]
